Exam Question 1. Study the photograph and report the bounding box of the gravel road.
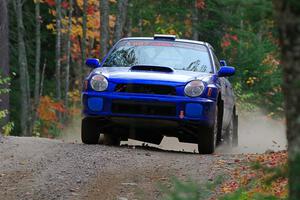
[0,112,286,200]
[0,136,245,200]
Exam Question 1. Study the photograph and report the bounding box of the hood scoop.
[130,65,174,73]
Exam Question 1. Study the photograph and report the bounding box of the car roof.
[119,37,215,52]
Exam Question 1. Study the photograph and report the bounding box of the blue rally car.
[81,34,238,154]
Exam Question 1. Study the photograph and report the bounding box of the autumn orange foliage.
[219,151,288,199]
[44,0,109,61]
[36,96,66,137]
[221,33,239,49]
[36,91,81,137]
[37,96,65,122]
[195,0,205,9]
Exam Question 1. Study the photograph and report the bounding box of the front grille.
[111,100,176,116]
[114,84,176,96]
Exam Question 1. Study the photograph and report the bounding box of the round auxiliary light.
[90,74,108,91]
[184,80,205,97]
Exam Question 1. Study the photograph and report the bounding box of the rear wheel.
[198,107,218,154]
[224,113,234,146]
[81,118,100,144]
[224,112,238,147]
[233,113,238,147]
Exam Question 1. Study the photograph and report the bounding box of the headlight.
[184,80,205,97]
[90,74,108,91]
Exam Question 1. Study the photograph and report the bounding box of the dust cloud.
[218,110,287,154]
[60,111,287,154]
[58,117,82,144]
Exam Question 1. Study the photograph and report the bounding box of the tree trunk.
[0,0,10,129]
[65,0,73,109]
[89,32,95,57]
[33,0,41,126]
[55,0,62,101]
[275,1,300,200]
[40,59,47,97]
[15,0,30,136]
[25,62,32,134]
[124,13,132,37]
[114,0,129,43]
[81,0,87,76]
[100,0,109,57]
[192,0,199,40]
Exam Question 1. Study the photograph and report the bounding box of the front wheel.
[198,107,218,154]
[81,118,100,144]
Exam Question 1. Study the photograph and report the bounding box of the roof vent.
[154,34,176,41]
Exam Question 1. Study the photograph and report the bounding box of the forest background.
[3,1,300,199]
[0,0,282,139]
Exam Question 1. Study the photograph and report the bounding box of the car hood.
[92,67,213,85]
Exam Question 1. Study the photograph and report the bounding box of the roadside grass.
[160,176,225,200]
[161,151,288,200]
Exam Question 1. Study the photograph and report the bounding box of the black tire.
[233,114,238,147]
[103,134,121,146]
[216,102,223,145]
[81,117,100,144]
[224,113,234,147]
[198,106,218,154]
[224,112,238,147]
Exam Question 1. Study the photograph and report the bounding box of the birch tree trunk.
[15,0,30,136]
[275,1,300,200]
[33,0,41,126]
[40,59,47,97]
[55,0,62,102]
[114,0,128,43]
[65,0,73,108]
[100,0,109,57]
[192,0,199,40]
[81,0,87,76]
[0,0,10,128]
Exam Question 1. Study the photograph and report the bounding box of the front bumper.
[82,91,216,127]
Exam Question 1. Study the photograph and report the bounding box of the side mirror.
[218,66,235,77]
[220,60,227,66]
[85,58,100,68]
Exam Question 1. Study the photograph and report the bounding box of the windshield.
[102,40,213,73]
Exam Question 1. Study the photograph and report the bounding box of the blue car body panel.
[82,37,236,140]
[83,91,216,124]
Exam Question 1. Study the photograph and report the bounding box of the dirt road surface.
[0,136,242,200]
[0,112,286,200]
